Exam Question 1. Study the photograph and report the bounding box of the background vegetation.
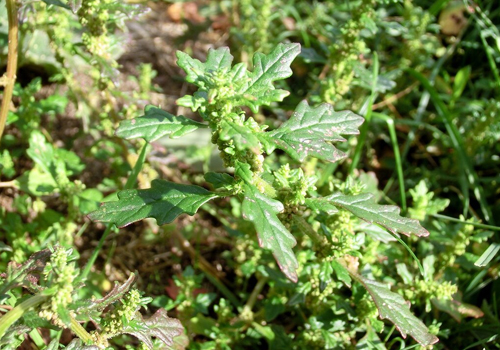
[0,0,499,349]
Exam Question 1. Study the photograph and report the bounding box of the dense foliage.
[0,0,499,349]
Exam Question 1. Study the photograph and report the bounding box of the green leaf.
[239,43,301,112]
[356,326,387,350]
[26,131,57,179]
[267,325,293,348]
[0,249,51,297]
[304,198,338,215]
[15,166,58,195]
[265,101,364,163]
[78,274,137,318]
[351,272,438,346]
[331,259,351,287]
[116,106,207,143]
[264,297,286,322]
[176,92,207,112]
[42,0,71,9]
[234,161,254,184]
[204,172,235,189]
[0,326,31,350]
[319,261,334,285]
[242,184,298,282]
[219,120,261,151]
[124,309,188,350]
[176,47,233,88]
[431,298,483,322]
[87,180,218,228]
[325,192,429,237]
[451,66,471,104]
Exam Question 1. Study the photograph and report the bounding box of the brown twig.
[372,82,419,110]
[171,230,230,285]
[0,0,19,144]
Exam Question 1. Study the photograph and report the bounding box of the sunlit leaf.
[88,180,217,228]
[351,272,439,346]
[116,106,207,142]
[176,47,233,88]
[242,184,298,282]
[219,120,261,151]
[239,43,301,112]
[124,309,188,350]
[326,192,429,237]
[263,101,363,163]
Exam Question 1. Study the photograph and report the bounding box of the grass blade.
[474,243,500,267]
[406,68,493,224]
[373,112,406,212]
[350,52,379,172]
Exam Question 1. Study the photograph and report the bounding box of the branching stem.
[239,276,268,322]
[0,0,19,144]
[0,294,48,339]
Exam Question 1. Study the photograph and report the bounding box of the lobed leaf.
[219,120,261,151]
[78,274,137,317]
[331,259,351,287]
[265,101,364,163]
[204,172,235,189]
[176,47,233,88]
[238,43,301,112]
[116,106,207,143]
[124,309,188,350]
[304,198,338,215]
[351,272,439,346]
[88,180,218,228]
[0,249,51,297]
[431,298,484,322]
[325,192,429,237]
[242,184,299,282]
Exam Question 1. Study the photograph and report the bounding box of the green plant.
[88,43,439,346]
[0,247,187,349]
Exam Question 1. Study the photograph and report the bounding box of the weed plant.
[0,0,499,349]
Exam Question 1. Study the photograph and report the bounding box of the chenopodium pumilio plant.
[89,43,438,346]
[0,247,187,349]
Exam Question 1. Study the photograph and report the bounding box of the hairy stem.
[70,317,93,344]
[0,0,18,143]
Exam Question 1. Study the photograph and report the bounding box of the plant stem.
[0,294,48,339]
[70,317,93,344]
[0,180,17,188]
[81,142,150,281]
[430,214,500,231]
[350,52,379,173]
[29,328,46,349]
[80,225,113,282]
[243,276,268,312]
[372,112,406,212]
[124,142,150,189]
[0,0,19,144]
[238,276,268,322]
[293,215,323,246]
